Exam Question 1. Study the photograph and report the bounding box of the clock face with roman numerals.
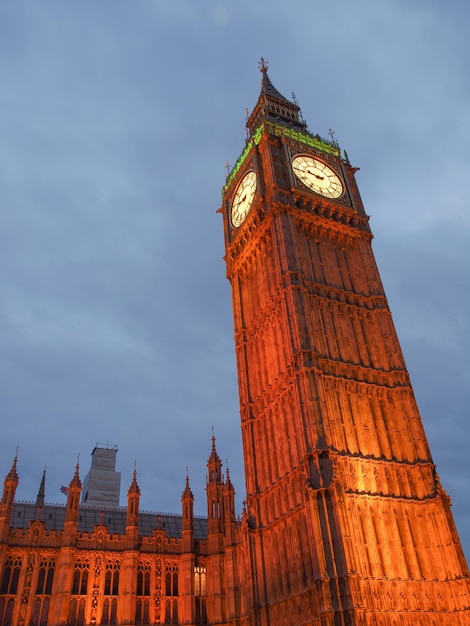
[292,155,343,199]
[231,171,257,227]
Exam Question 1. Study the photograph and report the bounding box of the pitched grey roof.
[11,502,208,540]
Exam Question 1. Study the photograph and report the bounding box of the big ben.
[220,60,470,625]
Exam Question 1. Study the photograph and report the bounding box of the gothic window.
[71,559,89,595]
[31,596,50,626]
[36,557,55,594]
[104,560,120,596]
[136,562,151,596]
[102,597,118,625]
[134,598,150,625]
[0,556,22,594]
[164,599,178,625]
[165,563,178,597]
[195,598,207,626]
[0,598,15,626]
[194,566,206,597]
[194,565,207,626]
[102,599,109,625]
[67,598,86,625]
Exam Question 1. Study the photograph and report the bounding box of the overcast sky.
[1,1,469,558]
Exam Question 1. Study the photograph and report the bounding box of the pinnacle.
[128,468,141,495]
[70,462,82,489]
[36,468,46,507]
[7,454,19,481]
[182,472,194,499]
[208,435,222,465]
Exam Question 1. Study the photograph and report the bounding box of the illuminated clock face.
[292,155,343,199]
[231,171,257,227]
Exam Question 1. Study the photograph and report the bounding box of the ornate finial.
[73,455,80,481]
[225,161,231,177]
[259,57,268,73]
[328,128,336,143]
[8,448,19,477]
[291,92,298,106]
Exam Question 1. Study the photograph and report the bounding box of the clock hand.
[306,169,325,181]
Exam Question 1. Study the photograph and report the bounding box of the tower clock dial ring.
[231,171,257,227]
[292,155,343,199]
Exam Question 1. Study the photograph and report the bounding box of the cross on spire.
[259,57,268,73]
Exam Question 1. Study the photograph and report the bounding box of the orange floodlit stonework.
[0,442,236,626]
[220,61,470,624]
[1,63,469,625]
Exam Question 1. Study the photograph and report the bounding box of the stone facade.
[220,63,470,624]
[1,65,469,625]
[0,440,241,626]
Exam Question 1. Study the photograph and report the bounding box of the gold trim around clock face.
[292,155,343,199]
[231,171,257,227]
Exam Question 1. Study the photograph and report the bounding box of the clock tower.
[220,61,470,625]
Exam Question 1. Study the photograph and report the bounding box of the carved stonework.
[0,65,468,626]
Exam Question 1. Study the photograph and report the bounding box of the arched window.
[194,565,206,597]
[36,557,55,594]
[0,598,15,626]
[67,596,86,625]
[68,598,77,625]
[71,559,89,596]
[76,598,85,625]
[0,556,22,595]
[195,598,207,626]
[136,562,151,596]
[32,596,50,626]
[102,598,110,625]
[194,565,207,625]
[102,597,118,625]
[110,598,118,624]
[104,560,120,596]
[134,598,150,625]
[165,599,178,625]
[165,562,178,597]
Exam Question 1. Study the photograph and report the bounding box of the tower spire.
[246,58,306,136]
[36,467,46,508]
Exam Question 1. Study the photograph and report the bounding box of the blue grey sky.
[1,1,469,557]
